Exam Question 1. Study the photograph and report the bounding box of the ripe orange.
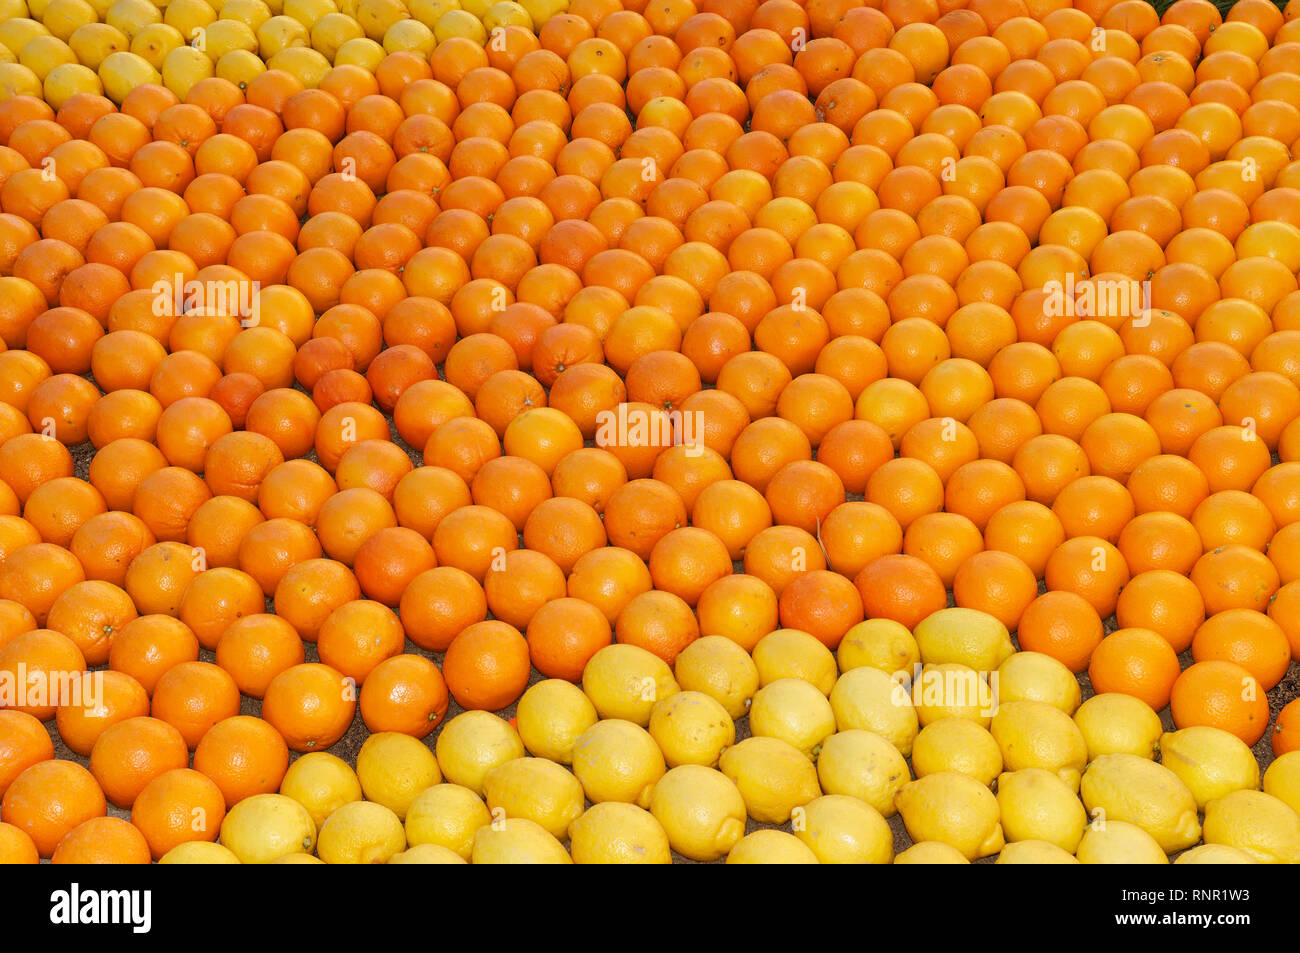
[1088,627,1182,712]
[1170,660,1270,746]
[442,620,531,711]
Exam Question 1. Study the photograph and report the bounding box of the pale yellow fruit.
[407,0,457,27]
[256,13,307,56]
[582,643,680,726]
[1263,751,1300,817]
[1080,754,1201,853]
[568,802,672,864]
[485,0,530,29]
[356,0,407,39]
[106,0,161,39]
[458,0,490,16]
[279,751,363,831]
[41,0,98,41]
[317,800,407,865]
[571,718,665,807]
[995,651,1080,714]
[267,42,329,85]
[403,783,490,859]
[1074,692,1162,762]
[0,46,13,64]
[219,793,316,864]
[894,841,969,864]
[1202,790,1300,864]
[719,736,820,824]
[815,728,910,817]
[727,829,819,864]
[283,0,335,27]
[895,771,1004,860]
[98,50,161,102]
[648,690,734,767]
[270,852,324,863]
[434,8,485,44]
[1174,844,1259,864]
[482,757,584,840]
[161,44,214,98]
[218,0,272,32]
[829,664,919,756]
[163,0,217,39]
[0,0,31,21]
[0,20,50,57]
[996,768,1088,853]
[516,679,598,764]
[837,618,919,676]
[68,22,129,69]
[382,17,433,52]
[990,700,1087,790]
[517,0,564,26]
[434,710,525,795]
[1159,726,1260,810]
[649,764,746,862]
[910,718,1002,786]
[356,731,442,820]
[200,18,259,60]
[0,62,42,96]
[794,794,893,864]
[672,634,759,719]
[748,677,835,757]
[471,816,572,864]
[912,662,995,728]
[215,48,264,86]
[158,841,242,863]
[131,22,185,70]
[912,606,1014,670]
[995,840,1078,864]
[389,843,467,864]
[752,628,837,695]
[331,34,381,66]
[308,9,361,59]
[1076,819,1168,864]
[43,61,100,107]
[19,35,75,80]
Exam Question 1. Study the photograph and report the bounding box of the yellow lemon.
[648,690,735,767]
[130,22,185,71]
[19,35,75,80]
[97,49,159,102]
[996,768,1087,853]
[515,678,598,764]
[266,43,329,85]
[434,710,525,795]
[308,9,361,58]
[1075,819,1168,864]
[41,0,98,41]
[158,841,241,863]
[316,800,406,864]
[995,651,1080,714]
[1073,692,1162,762]
[794,794,893,864]
[828,664,919,756]
[719,735,820,824]
[568,802,672,864]
[837,618,920,676]
[201,18,259,60]
[517,0,564,26]
[404,783,490,859]
[649,764,746,862]
[389,843,467,864]
[894,840,969,864]
[434,8,486,44]
[355,0,408,39]
[1174,844,1259,864]
[1159,726,1260,810]
[1080,753,1201,853]
[408,0,458,27]
[990,700,1087,790]
[1202,790,1300,864]
[0,62,42,95]
[726,829,819,864]
[43,61,99,107]
[912,662,996,727]
[216,0,271,33]
[382,18,433,53]
[331,34,382,66]
[1263,751,1300,816]
[912,606,1014,670]
[161,44,214,98]
[283,0,335,27]
[471,816,572,864]
[910,718,1002,786]
[571,718,665,807]
[995,840,1078,864]
[215,48,264,87]
[269,852,324,863]
[279,751,363,831]
[0,20,50,57]
[895,771,1004,860]
[748,677,836,757]
[106,0,162,40]
[219,793,316,864]
[815,727,910,817]
[163,0,217,40]
[752,628,838,694]
[482,757,585,840]
[356,731,442,820]
[256,13,307,56]
[673,634,759,719]
[68,22,128,68]
[582,642,680,726]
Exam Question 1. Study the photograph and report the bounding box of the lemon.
[996,840,1078,864]
[215,48,264,86]
[316,800,407,864]
[389,843,467,864]
[649,764,747,862]
[471,816,572,864]
[256,13,307,56]
[482,757,584,840]
[516,679,598,765]
[434,8,486,44]
[837,618,920,676]
[1075,819,1168,864]
[0,0,31,20]
[517,0,564,26]
[382,18,433,53]
[130,22,185,70]
[648,690,735,767]
[1263,751,1300,816]
[203,18,259,59]
[0,62,44,95]
[355,0,407,39]
[910,718,1002,786]
[0,46,14,64]
[568,802,672,864]
[408,0,458,26]
[1202,790,1300,864]
[996,768,1088,853]
[106,0,161,39]
[995,651,1080,714]
[219,793,317,864]
[266,44,329,85]
[331,34,382,66]
[98,49,159,102]
[41,0,97,41]
[220,0,273,29]
[161,44,214,97]
[279,751,363,831]
[719,736,820,824]
[752,628,837,694]
[458,0,490,16]
[163,0,217,38]
[748,677,836,757]
[270,852,324,863]
[912,606,1014,670]
[1159,727,1260,810]
[356,731,442,820]
[43,61,99,107]
[0,20,49,56]
[894,841,970,864]
[20,35,75,80]
[1080,754,1201,853]
[1174,844,1259,864]
[435,710,525,795]
[1073,692,1162,762]
[68,23,128,68]
[896,771,1003,860]
[158,841,241,863]
[727,829,819,864]
[583,643,680,726]
[913,662,995,727]
[571,718,665,807]
[815,728,910,817]
[404,783,490,859]
[483,0,530,30]
[673,635,759,719]
[308,9,361,58]
[990,700,1087,790]
[828,665,919,756]
[794,794,893,864]
[283,0,335,27]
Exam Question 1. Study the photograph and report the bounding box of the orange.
[0,760,105,857]
[89,715,189,809]
[1274,698,1300,757]
[261,663,356,753]
[50,816,151,865]
[777,569,864,649]
[150,661,241,750]
[853,553,947,629]
[193,715,290,808]
[1191,544,1280,615]
[1088,627,1181,712]
[0,710,54,799]
[442,620,531,711]
[1169,660,1270,745]
[695,574,780,653]
[1016,590,1104,673]
[359,653,450,738]
[614,589,700,664]
[399,566,489,653]
[1114,569,1205,653]
[525,597,613,682]
[130,768,226,860]
[1191,608,1291,690]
